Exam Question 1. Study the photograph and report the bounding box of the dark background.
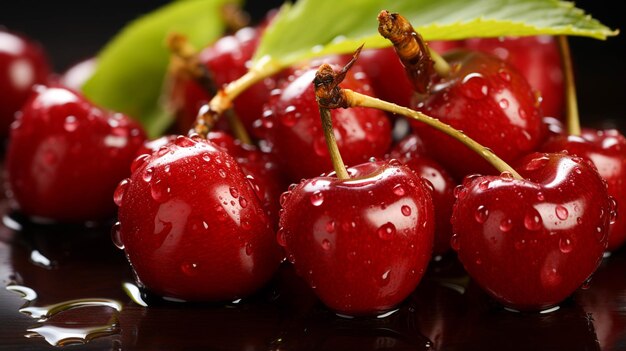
[1,0,623,124]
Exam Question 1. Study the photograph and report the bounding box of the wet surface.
[1,197,626,350]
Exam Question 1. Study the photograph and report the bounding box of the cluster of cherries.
[1,8,623,317]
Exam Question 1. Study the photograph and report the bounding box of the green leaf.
[83,0,239,137]
[253,0,618,70]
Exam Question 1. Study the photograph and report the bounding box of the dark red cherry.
[261,65,391,182]
[0,30,51,137]
[464,36,564,119]
[5,86,146,222]
[451,152,612,311]
[116,136,282,301]
[412,50,544,179]
[391,135,457,254]
[279,160,435,315]
[541,128,626,250]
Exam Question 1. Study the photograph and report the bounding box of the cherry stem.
[167,33,253,145]
[319,107,349,179]
[377,10,450,95]
[558,35,581,136]
[221,3,250,34]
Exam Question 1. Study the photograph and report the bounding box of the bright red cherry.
[5,85,146,222]
[390,135,457,254]
[541,128,626,250]
[0,30,51,138]
[451,152,613,311]
[413,50,544,179]
[278,160,435,315]
[60,57,96,91]
[465,36,564,119]
[115,136,282,301]
[261,65,391,182]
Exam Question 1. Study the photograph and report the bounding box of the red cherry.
[5,85,146,222]
[0,30,51,138]
[541,128,626,250]
[413,50,544,179]
[262,66,391,182]
[451,152,612,311]
[60,57,96,91]
[391,135,457,254]
[279,160,435,315]
[465,36,564,119]
[116,136,282,301]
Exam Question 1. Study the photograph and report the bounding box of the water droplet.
[218,169,226,178]
[537,192,545,201]
[500,218,513,232]
[577,217,583,225]
[377,222,396,240]
[279,191,291,207]
[500,171,514,181]
[581,278,592,290]
[474,205,489,223]
[559,237,573,253]
[326,220,336,233]
[524,210,542,231]
[479,180,490,191]
[321,239,331,250]
[150,180,170,203]
[276,228,287,247]
[498,69,511,82]
[175,135,195,147]
[515,239,526,250]
[475,257,482,265]
[280,105,298,126]
[393,184,405,196]
[181,262,199,276]
[524,156,549,171]
[401,205,412,216]
[310,191,324,206]
[555,205,569,220]
[111,222,124,249]
[499,99,509,109]
[229,187,239,198]
[239,197,248,208]
[131,154,149,173]
[245,242,253,256]
[450,233,460,250]
[64,115,78,132]
[142,168,154,182]
[202,153,211,162]
[461,73,489,99]
[113,179,129,207]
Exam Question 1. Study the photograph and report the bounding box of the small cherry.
[261,53,391,182]
[116,135,282,301]
[0,29,51,138]
[278,61,435,316]
[390,134,457,254]
[540,37,626,251]
[5,85,146,222]
[378,11,544,179]
[465,35,564,119]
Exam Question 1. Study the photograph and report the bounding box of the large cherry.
[541,129,626,251]
[390,134,457,254]
[5,85,146,222]
[465,36,564,119]
[451,152,613,311]
[115,135,282,301]
[278,159,435,315]
[261,65,391,182]
[0,30,51,138]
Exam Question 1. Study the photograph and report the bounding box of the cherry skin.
[5,85,146,222]
[451,152,613,311]
[278,160,435,315]
[0,30,51,138]
[261,66,391,182]
[115,135,282,301]
[60,57,96,91]
[465,36,564,119]
[412,50,544,179]
[390,135,457,254]
[541,128,626,250]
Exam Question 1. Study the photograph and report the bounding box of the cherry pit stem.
[167,33,252,145]
[314,48,523,180]
[558,36,581,136]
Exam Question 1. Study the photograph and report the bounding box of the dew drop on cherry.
[131,154,149,173]
[559,236,573,253]
[229,187,239,198]
[239,197,248,208]
[499,218,513,232]
[321,239,331,250]
[142,167,154,182]
[524,156,549,171]
[276,228,287,247]
[113,179,129,207]
[555,205,569,220]
[524,210,543,231]
[393,184,405,196]
[181,262,199,276]
[401,205,412,217]
[450,233,460,251]
[310,191,324,206]
[461,73,489,99]
[150,180,169,203]
[474,205,489,223]
[377,222,396,240]
[479,180,490,191]
[325,220,335,233]
[64,115,79,132]
[111,221,124,249]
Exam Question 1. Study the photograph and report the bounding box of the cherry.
[279,159,435,315]
[5,85,146,222]
[464,36,564,119]
[451,152,613,311]
[261,64,391,182]
[390,135,457,254]
[115,135,282,301]
[0,30,51,138]
[60,57,96,91]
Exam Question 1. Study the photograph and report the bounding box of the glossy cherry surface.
[390,135,457,254]
[465,36,564,119]
[5,85,146,222]
[412,50,544,179]
[116,136,282,301]
[261,66,391,182]
[60,57,96,91]
[0,30,51,137]
[278,160,434,315]
[541,128,626,251]
[451,152,613,311]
